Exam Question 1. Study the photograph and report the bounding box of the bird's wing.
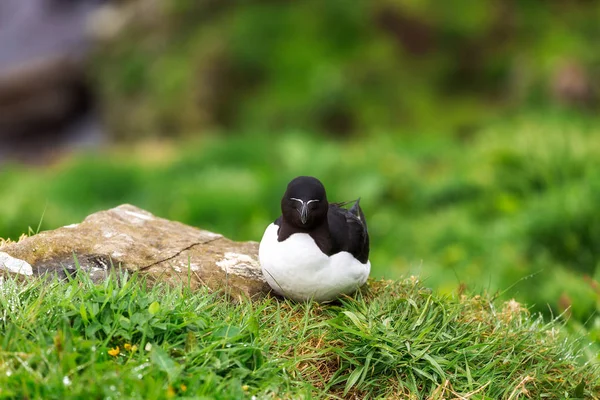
[328,200,370,263]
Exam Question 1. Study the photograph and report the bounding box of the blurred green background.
[1,0,599,358]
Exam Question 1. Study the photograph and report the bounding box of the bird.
[258,176,370,302]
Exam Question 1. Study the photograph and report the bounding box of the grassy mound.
[0,273,597,399]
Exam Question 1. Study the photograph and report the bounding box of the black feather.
[275,176,370,264]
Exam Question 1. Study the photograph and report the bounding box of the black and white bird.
[259,176,370,302]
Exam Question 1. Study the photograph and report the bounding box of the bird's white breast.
[258,223,370,302]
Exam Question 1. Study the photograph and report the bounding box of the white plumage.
[259,223,370,302]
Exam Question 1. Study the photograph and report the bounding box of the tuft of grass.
[0,272,598,399]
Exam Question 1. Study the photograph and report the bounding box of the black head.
[281,176,329,229]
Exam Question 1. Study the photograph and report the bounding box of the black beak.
[299,202,308,224]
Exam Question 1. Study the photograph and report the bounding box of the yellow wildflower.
[108,346,120,356]
[167,386,176,398]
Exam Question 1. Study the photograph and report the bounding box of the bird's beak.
[299,202,309,224]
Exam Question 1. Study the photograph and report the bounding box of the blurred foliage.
[1,110,599,358]
[92,0,600,139]
[2,0,600,361]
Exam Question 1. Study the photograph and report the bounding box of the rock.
[0,204,270,298]
[0,56,87,134]
[0,0,103,163]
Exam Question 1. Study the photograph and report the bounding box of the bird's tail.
[348,197,361,217]
[337,198,366,227]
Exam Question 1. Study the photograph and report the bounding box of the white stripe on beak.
[290,198,320,224]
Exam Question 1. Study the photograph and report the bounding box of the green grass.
[1,110,600,366]
[1,110,600,329]
[0,271,598,399]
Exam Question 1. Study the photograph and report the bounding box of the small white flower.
[63,376,72,386]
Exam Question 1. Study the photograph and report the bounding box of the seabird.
[259,176,370,302]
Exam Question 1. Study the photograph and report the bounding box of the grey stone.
[0,204,269,298]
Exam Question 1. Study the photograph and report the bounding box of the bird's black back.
[327,200,370,263]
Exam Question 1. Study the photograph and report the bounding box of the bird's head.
[281,176,329,228]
